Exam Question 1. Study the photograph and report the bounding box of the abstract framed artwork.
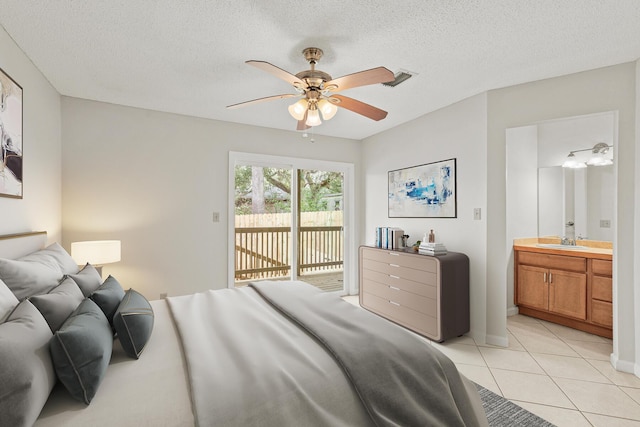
[388,158,457,218]
[0,67,23,199]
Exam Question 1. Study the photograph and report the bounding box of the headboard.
[0,231,47,259]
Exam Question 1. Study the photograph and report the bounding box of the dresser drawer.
[362,268,437,299]
[362,258,437,286]
[363,280,437,316]
[362,293,438,339]
[592,276,612,302]
[361,248,437,273]
[591,299,613,327]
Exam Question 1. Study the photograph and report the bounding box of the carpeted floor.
[476,383,556,426]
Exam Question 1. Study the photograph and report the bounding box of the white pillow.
[0,255,63,301]
[0,279,19,322]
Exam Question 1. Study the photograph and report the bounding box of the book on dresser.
[359,245,469,342]
[418,242,447,255]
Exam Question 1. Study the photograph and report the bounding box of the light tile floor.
[341,296,640,427]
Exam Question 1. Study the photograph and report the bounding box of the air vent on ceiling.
[382,71,414,87]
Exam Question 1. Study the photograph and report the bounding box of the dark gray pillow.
[50,298,113,405]
[29,276,85,332]
[68,263,102,297]
[114,289,154,359]
[90,275,125,324]
[39,243,79,275]
[0,300,56,427]
[0,254,62,301]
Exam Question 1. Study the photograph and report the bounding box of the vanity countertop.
[513,237,612,260]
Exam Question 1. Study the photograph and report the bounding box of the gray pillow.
[0,278,19,322]
[38,243,79,275]
[114,289,154,359]
[0,300,56,427]
[50,298,113,405]
[0,254,63,301]
[29,276,85,332]
[90,275,125,324]
[68,263,102,297]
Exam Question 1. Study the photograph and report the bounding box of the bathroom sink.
[536,244,589,250]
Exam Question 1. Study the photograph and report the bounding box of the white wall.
[487,62,637,373]
[362,93,488,343]
[505,125,538,315]
[61,97,363,300]
[0,26,61,242]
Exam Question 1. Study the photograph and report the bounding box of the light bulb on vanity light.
[288,99,308,121]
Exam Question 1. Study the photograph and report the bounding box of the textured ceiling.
[1,1,640,140]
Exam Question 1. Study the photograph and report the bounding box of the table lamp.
[71,240,121,277]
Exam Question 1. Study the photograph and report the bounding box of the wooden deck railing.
[235,226,343,280]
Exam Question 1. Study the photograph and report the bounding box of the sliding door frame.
[228,151,356,294]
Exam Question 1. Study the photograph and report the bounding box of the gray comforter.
[168,281,487,427]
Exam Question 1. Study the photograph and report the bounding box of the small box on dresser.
[359,246,470,342]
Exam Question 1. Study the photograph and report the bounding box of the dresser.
[359,246,470,342]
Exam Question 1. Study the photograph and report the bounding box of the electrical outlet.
[212,212,220,222]
[160,292,168,299]
[473,208,481,220]
[600,219,611,228]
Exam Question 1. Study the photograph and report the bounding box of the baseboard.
[507,306,519,317]
[485,334,509,348]
[611,353,640,377]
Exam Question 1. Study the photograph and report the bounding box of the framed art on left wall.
[0,67,23,199]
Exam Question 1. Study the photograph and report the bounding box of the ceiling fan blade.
[246,60,306,88]
[325,67,394,92]
[297,110,310,130]
[331,95,388,121]
[227,94,299,109]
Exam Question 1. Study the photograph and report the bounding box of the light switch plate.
[212,212,220,222]
[600,219,611,228]
[473,208,481,220]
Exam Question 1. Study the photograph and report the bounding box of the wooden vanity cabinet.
[590,259,613,328]
[515,248,612,338]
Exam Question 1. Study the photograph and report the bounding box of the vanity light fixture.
[562,143,613,168]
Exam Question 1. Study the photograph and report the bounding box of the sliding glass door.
[229,153,353,294]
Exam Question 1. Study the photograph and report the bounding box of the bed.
[0,231,489,426]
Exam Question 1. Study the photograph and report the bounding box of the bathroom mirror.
[538,164,614,241]
[506,110,616,244]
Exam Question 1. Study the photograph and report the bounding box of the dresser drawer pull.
[389,275,399,279]
[389,263,400,268]
[389,286,400,291]
[389,301,401,306]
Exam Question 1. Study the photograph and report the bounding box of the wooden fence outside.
[234,211,343,281]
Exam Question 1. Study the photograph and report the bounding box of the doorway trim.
[228,151,356,294]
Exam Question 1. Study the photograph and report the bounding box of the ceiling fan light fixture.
[317,99,337,121]
[288,99,308,121]
[305,107,322,126]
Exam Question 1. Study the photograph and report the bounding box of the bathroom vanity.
[513,238,612,338]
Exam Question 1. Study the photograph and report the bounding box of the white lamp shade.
[317,99,338,120]
[71,240,121,265]
[305,108,322,126]
[288,99,308,121]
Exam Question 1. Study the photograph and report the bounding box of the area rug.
[476,383,556,426]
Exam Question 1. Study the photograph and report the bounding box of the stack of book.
[375,227,405,249]
[418,242,447,256]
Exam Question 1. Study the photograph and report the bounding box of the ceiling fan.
[227,47,394,130]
